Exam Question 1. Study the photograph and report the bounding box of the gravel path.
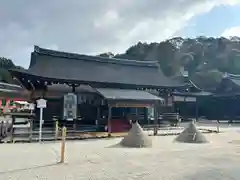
[0,129,239,180]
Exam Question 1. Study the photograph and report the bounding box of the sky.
[0,0,240,68]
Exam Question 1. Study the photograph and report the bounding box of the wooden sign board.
[63,93,77,120]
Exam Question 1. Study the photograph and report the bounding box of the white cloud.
[0,0,239,68]
[221,26,240,37]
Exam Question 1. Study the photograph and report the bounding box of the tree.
[0,57,15,69]
[109,36,240,90]
[0,57,24,84]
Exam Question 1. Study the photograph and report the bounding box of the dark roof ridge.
[34,45,158,67]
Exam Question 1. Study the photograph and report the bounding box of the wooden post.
[55,120,59,140]
[59,126,67,163]
[216,120,220,133]
[10,116,15,143]
[153,104,158,136]
[96,107,100,130]
[144,107,148,126]
[195,98,199,122]
[29,119,33,142]
[165,92,169,107]
[135,107,139,124]
[107,106,112,137]
[147,110,150,126]
[73,118,76,131]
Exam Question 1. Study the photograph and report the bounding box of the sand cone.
[174,121,208,143]
[119,121,152,148]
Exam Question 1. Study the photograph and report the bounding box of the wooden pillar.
[72,85,76,130]
[29,119,33,142]
[107,106,112,136]
[195,98,199,122]
[165,92,169,107]
[183,96,186,120]
[59,126,67,163]
[214,98,219,127]
[96,107,100,130]
[153,103,158,136]
[42,89,47,99]
[145,107,149,125]
[136,107,139,122]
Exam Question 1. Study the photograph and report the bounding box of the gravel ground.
[0,128,239,180]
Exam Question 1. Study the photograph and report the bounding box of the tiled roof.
[10,46,185,89]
